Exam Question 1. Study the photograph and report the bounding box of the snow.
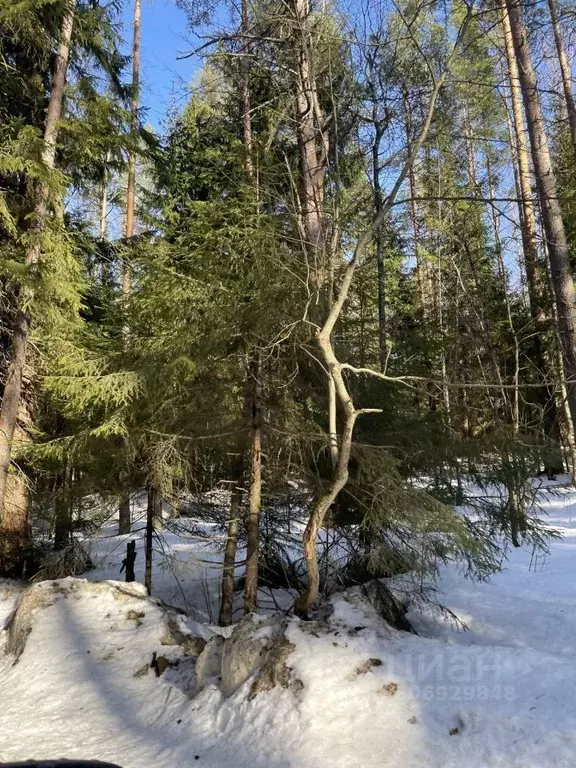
[83,494,296,622]
[2,482,576,766]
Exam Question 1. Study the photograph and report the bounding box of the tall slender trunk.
[0,0,76,560]
[408,165,423,310]
[410,110,437,411]
[502,7,562,463]
[99,173,108,241]
[243,356,262,614]
[505,0,576,435]
[99,152,110,284]
[434,152,451,420]
[240,0,253,181]
[236,0,263,615]
[99,149,112,242]
[547,0,576,157]
[123,0,141,278]
[368,53,386,369]
[117,0,141,530]
[145,485,155,594]
[219,486,241,625]
[54,472,71,550]
[501,9,544,318]
[293,0,327,288]
[291,0,334,612]
[292,0,335,478]
[549,266,576,477]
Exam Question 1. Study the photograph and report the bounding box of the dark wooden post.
[120,539,136,582]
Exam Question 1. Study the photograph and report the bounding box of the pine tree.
[505,0,576,442]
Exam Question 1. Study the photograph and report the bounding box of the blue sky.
[120,0,200,132]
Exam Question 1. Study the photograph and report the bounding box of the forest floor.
[1,479,576,766]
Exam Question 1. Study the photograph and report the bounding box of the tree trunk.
[293,0,327,288]
[0,0,75,544]
[99,161,109,241]
[408,103,437,403]
[144,485,155,594]
[153,491,163,527]
[368,56,386,370]
[117,0,141,524]
[237,0,263,615]
[99,152,110,285]
[53,468,72,550]
[219,486,241,625]
[505,0,576,435]
[547,0,576,158]
[123,0,141,300]
[243,356,262,614]
[240,0,254,180]
[328,375,338,466]
[118,496,131,535]
[502,8,545,321]
[53,499,70,550]
[502,6,562,465]
[295,331,360,616]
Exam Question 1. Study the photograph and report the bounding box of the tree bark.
[293,0,327,287]
[219,486,241,625]
[123,0,141,282]
[117,0,141,526]
[240,0,254,180]
[119,496,131,534]
[237,0,263,616]
[243,356,262,614]
[99,161,109,241]
[0,0,76,549]
[328,374,338,466]
[53,469,72,550]
[53,499,71,550]
[505,0,576,435]
[1,447,31,576]
[502,8,545,320]
[99,152,110,284]
[294,330,362,616]
[547,0,576,158]
[144,485,155,594]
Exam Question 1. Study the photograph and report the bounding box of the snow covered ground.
[1,481,576,766]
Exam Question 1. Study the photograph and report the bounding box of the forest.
[2,0,576,764]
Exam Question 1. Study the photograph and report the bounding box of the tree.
[0,0,76,571]
[295,0,476,614]
[547,0,576,159]
[501,2,564,473]
[505,0,576,441]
